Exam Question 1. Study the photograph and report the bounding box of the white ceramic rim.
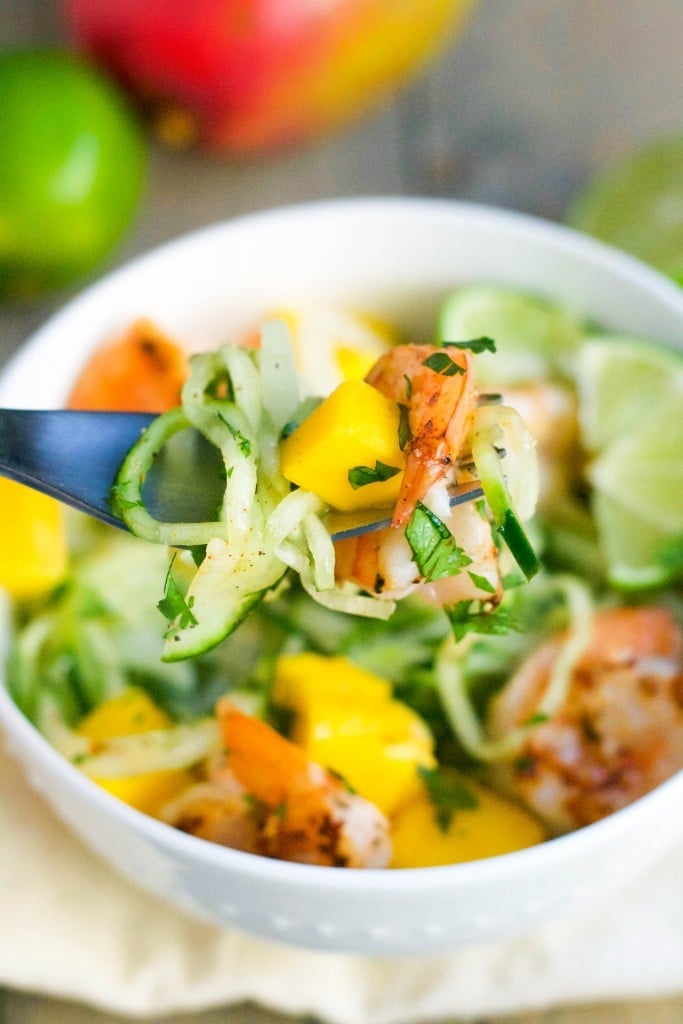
[1,195,682,894]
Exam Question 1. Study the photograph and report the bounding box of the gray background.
[2,0,683,1021]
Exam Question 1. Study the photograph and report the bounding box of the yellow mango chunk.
[95,770,192,817]
[273,653,434,816]
[280,379,405,512]
[78,687,172,740]
[335,346,385,382]
[78,687,191,816]
[297,699,434,815]
[272,652,392,708]
[390,774,547,868]
[0,479,67,598]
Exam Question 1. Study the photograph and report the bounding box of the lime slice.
[567,136,683,281]
[576,336,683,451]
[437,286,583,384]
[592,493,677,589]
[588,395,683,588]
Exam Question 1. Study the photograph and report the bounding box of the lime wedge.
[437,286,582,384]
[576,336,683,451]
[592,493,678,589]
[567,136,683,281]
[588,394,683,588]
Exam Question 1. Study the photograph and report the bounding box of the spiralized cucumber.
[115,321,397,661]
[469,404,540,580]
[435,575,594,761]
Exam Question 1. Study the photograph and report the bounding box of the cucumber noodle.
[435,575,594,761]
[113,320,397,661]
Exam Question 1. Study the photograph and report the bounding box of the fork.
[0,408,484,542]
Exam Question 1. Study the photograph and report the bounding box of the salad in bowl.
[1,199,681,952]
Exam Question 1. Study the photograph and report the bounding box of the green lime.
[0,50,146,301]
[437,286,583,384]
[567,136,683,282]
[588,394,683,588]
[576,336,683,451]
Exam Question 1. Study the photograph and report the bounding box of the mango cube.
[390,774,547,868]
[295,699,434,815]
[272,653,434,816]
[78,687,192,816]
[272,653,392,709]
[78,687,172,741]
[280,379,405,511]
[0,479,67,598]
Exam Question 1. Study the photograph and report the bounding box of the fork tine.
[326,479,486,542]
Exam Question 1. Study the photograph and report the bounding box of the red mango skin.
[65,0,476,154]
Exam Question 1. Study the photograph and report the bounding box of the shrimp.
[488,606,683,834]
[334,480,502,604]
[162,702,392,868]
[67,319,188,412]
[365,344,476,527]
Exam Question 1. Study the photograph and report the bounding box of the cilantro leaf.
[405,502,472,581]
[467,571,497,594]
[442,336,497,354]
[398,404,412,449]
[417,765,478,832]
[523,711,550,727]
[157,558,198,631]
[348,460,401,490]
[446,600,521,642]
[218,413,251,457]
[280,396,323,440]
[421,352,466,376]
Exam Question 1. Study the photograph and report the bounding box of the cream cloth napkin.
[2,739,682,1024]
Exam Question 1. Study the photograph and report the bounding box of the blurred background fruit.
[64,0,476,155]
[567,136,683,286]
[0,50,146,301]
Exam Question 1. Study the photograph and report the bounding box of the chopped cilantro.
[348,460,401,490]
[218,413,251,457]
[403,374,412,400]
[280,396,323,440]
[421,352,466,376]
[188,545,206,568]
[398,404,412,449]
[157,557,198,630]
[442,336,497,354]
[523,711,550,727]
[467,571,496,594]
[446,600,521,642]
[417,765,478,832]
[501,571,526,590]
[405,502,472,581]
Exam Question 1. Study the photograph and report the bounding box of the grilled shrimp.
[162,702,391,867]
[488,606,683,833]
[365,343,475,527]
[333,342,502,604]
[334,479,501,604]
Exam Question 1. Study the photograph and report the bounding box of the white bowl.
[1,198,682,956]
